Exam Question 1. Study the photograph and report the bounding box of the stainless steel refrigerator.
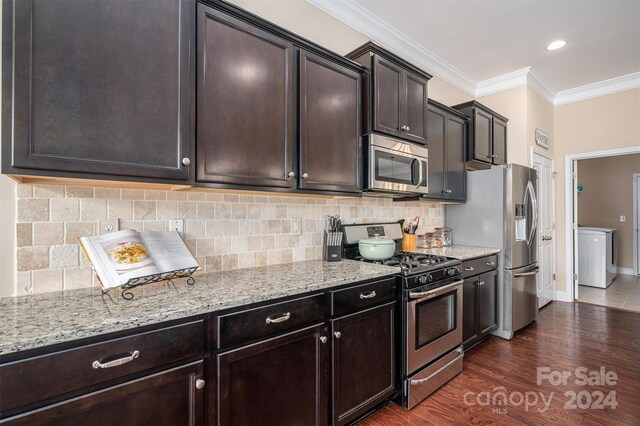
[446,164,538,339]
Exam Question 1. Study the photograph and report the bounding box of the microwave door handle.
[415,157,423,188]
[409,158,417,186]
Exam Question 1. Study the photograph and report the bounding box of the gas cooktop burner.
[354,251,457,275]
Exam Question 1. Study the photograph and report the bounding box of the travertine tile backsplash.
[15,184,444,295]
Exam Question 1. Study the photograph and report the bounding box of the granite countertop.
[0,260,400,356]
[415,245,501,261]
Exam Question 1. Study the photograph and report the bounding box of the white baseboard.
[554,291,572,302]
[616,267,635,276]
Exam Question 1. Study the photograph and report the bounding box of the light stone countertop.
[0,260,400,356]
[415,245,501,261]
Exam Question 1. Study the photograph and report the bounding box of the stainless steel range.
[342,222,464,409]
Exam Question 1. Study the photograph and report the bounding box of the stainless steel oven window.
[414,291,457,349]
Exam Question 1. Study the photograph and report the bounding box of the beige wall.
[554,88,640,292]
[577,154,640,270]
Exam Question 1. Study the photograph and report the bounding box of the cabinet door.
[445,114,467,201]
[462,278,479,348]
[426,105,446,198]
[472,108,493,164]
[372,56,403,137]
[3,362,204,426]
[478,270,498,336]
[3,0,193,180]
[299,51,361,193]
[492,117,507,165]
[197,4,295,188]
[403,72,428,144]
[332,303,396,426]
[217,324,328,426]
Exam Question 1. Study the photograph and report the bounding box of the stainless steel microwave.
[366,134,429,196]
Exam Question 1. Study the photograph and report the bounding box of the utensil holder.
[323,231,343,262]
[402,233,417,252]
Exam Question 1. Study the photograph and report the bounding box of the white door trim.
[565,146,640,302]
[531,148,556,305]
[633,173,640,276]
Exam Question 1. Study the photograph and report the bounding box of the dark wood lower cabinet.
[331,302,396,426]
[462,261,498,350]
[216,323,328,426]
[2,361,204,426]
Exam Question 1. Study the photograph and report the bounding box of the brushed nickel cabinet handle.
[195,379,205,390]
[320,336,328,344]
[182,157,191,166]
[464,267,474,271]
[288,171,295,178]
[266,312,290,324]
[486,261,496,266]
[334,331,342,339]
[302,173,309,179]
[92,350,139,369]
[359,290,377,299]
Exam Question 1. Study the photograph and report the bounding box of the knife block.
[323,231,343,262]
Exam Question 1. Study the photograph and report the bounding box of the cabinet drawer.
[461,255,498,279]
[217,294,325,348]
[331,278,396,316]
[0,320,204,413]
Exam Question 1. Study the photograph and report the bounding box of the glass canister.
[435,227,452,247]
[419,232,442,248]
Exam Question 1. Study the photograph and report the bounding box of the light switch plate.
[99,219,119,235]
[620,215,626,222]
[170,219,185,236]
[291,218,301,236]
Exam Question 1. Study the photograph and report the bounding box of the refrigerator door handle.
[514,269,539,278]
[526,180,538,247]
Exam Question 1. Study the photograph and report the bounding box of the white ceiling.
[309,0,640,103]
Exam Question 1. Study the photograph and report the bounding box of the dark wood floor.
[361,302,640,425]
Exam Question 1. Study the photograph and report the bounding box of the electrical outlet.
[291,218,301,236]
[99,219,119,235]
[620,215,626,222]
[170,219,185,236]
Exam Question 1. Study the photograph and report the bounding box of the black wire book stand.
[100,266,199,300]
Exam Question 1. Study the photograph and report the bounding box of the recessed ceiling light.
[546,40,567,51]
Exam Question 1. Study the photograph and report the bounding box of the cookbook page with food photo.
[80,230,200,289]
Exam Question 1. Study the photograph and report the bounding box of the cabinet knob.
[406,126,410,131]
[334,331,342,339]
[195,379,205,390]
[445,189,452,194]
[478,281,485,286]
[288,171,295,178]
[320,336,328,344]
[400,125,407,131]
[302,173,309,179]
[182,157,191,166]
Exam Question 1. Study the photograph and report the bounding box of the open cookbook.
[79,230,200,290]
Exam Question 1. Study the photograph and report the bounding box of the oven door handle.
[409,279,463,300]
[410,348,464,386]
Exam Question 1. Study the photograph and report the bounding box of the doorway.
[532,151,555,308]
[565,147,640,306]
[634,173,640,276]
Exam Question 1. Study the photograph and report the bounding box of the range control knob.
[417,274,433,284]
[446,267,459,277]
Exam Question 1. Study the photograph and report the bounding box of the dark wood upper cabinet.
[299,50,362,193]
[403,72,429,144]
[196,3,295,189]
[347,43,431,145]
[452,101,508,170]
[216,324,328,426]
[331,302,396,426]
[3,362,205,426]
[2,0,194,181]
[424,99,467,202]
[492,117,508,165]
[372,56,403,137]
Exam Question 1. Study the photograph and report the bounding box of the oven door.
[368,135,428,195]
[406,278,463,374]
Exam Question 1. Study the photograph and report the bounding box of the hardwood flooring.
[360,302,640,425]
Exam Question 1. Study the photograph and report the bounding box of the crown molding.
[474,67,531,98]
[306,0,640,106]
[553,72,640,106]
[305,0,476,95]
